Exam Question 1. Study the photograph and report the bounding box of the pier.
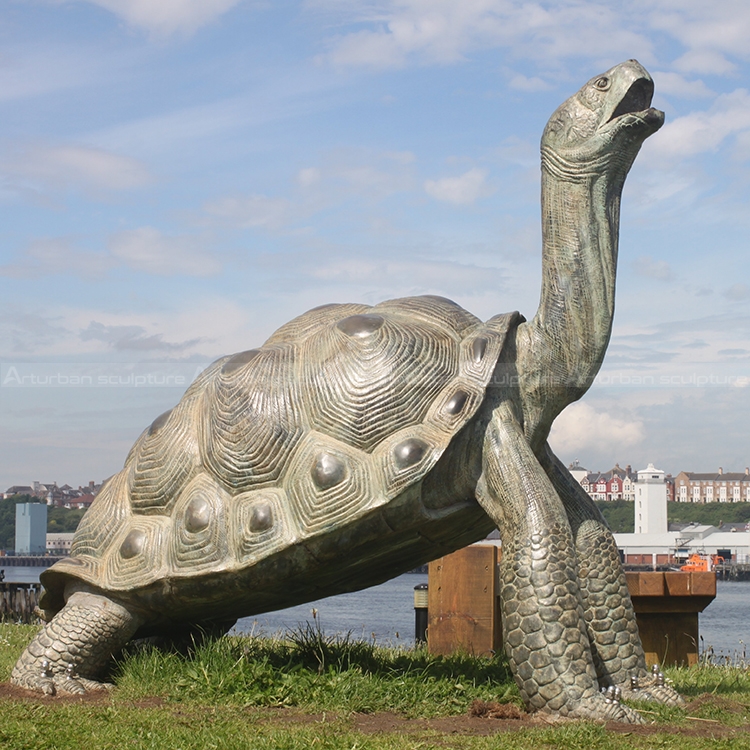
[0,582,42,624]
[0,555,63,568]
[716,563,750,581]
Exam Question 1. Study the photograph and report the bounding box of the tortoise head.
[541,60,664,177]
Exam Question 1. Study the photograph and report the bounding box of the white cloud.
[0,238,112,279]
[725,284,750,302]
[305,255,505,293]
[109,227,221,276]
[549,401,645,457]
[424,168,490,205]
[203,194,293,230]
[4,145,152,192]
[0,297,257,358]
[652,71,713,99]
[79,321,201,352]
[297,167,322,188]
[672,49,735,76]
[654,89,750,159]
[646,1,750,74]
[308,1,750,84]
[633,255,674,282]
[507,72,551,92]
[79,0,244,36]
[310,0,653,70]
[204,148,417,230]
[0,43,102,103]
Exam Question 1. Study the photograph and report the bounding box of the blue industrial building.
[15,503,47,554]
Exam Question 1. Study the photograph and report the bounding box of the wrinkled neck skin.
[514,139,639,453]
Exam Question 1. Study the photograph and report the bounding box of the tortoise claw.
[565,693,645,724]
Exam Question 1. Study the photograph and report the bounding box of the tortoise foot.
[561,693,645,724]
[11,671,57,696]
[622,683,685,707]
[12,662,113,696]
[52,673,114,695]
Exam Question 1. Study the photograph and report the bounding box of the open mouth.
[608,78,655,121]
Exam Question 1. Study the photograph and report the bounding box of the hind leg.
[477,401,642,722]
[12,587,142,695]
[542,448,684,707]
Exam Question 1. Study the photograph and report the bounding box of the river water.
[3,564,748,658]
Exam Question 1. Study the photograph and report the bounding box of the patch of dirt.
[353,711,523,737]
[0,681,111,704]
[469,699,525,719]
[3,683,749,740]
[0,681,168,710]
[353,707,750,740]
[686,693,749,714]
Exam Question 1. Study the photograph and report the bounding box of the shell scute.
[374,295,481,337]
[169,474,229,574]
[130,396,200,515]
[283,432,380,535]
[200,343,306,492]
[103,516,170,590]
[231,488,295,566]
[264,302,370,345]
[299,310,458,451]
[68,471,131,560]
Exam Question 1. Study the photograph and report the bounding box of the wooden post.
[427,545,500,656]
[427,547,716,667]
[626,571,716,667]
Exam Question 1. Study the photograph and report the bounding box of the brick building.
[568,461,675,502]
[673,468,750,503]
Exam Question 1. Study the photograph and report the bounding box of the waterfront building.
[635,463,668,535]
[46,533,74,555]
[616,465,750,563]
[3,485,34,499]
[673,468,750,503]
[4,480,102,506]
[574,463,639,501]
[15,503,47,555]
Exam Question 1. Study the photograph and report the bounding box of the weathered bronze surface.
[12,61,678,721]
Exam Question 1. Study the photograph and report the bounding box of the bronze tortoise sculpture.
[13,59,678,722]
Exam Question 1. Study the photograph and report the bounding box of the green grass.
[2,623,750,749]
[595,500,750,535]
[113,623,517,717]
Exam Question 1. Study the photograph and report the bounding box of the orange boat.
[680,552,724,572]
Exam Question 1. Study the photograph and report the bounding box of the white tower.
[568,459,588,484]
[635,463,667,535]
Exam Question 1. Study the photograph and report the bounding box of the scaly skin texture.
[543,448,685,707]
[11,588,141,696]
[478,399,643,722]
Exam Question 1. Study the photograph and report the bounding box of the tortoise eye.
[594,76,610,90]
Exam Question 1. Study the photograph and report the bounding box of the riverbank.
[3,572,749,658]
[2,624,750,749]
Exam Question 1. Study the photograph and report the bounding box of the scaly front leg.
[542,448,685,706]
[477,400,643,722]
[12,587,142,695]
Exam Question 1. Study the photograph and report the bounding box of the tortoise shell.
[42,296,519,611]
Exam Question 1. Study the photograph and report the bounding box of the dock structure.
[715,563,750,581]
[0,555,63,567]
[427,544,716,667]
[0,583,42,624]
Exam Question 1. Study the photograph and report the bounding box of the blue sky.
[1,0,749,491]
